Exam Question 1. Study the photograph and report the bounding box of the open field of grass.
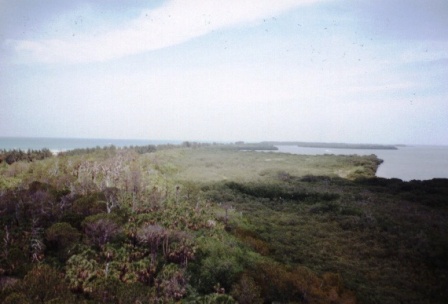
[148,147,382,182]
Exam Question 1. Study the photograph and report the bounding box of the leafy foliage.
[0,148,53,165]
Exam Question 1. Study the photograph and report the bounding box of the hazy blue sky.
[1,0,447,144]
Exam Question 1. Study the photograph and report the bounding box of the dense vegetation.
[0,149,53,165]
[0,144,447,303]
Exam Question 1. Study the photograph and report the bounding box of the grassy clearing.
[149,147,381,183]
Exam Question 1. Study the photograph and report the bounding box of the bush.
[3,292,31,304]
[19,264,74,303]
[82,214,122,248]
[190,238,246,293]
[230,273,263,304]
[45,222,80,261]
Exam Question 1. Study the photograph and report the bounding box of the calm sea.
[0,137,181,152]
[274,145,448,181]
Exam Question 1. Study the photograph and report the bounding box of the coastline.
[272,145,448,181]
[262,141,398,150]
[0,137,181,151]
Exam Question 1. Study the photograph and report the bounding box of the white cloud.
[8,0,320,64]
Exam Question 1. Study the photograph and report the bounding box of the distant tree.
[129,162,142,195]
[19,264,74,303]
[2,292,31,304]
[103,187,119,214]
[231,273,263,304]
[0,148,53,165]
[75,192,104,211]
[157,264,188,301]
[29,217,45,263]
[137,224,167,267]
[165,230,195,267]
[45,222,80,261]
[82,214,122,248]
[133,145,157,154]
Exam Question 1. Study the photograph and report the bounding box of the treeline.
[56,142,212,157]
[217,142,278,151]
[58,144,158,157]
[180,141,212,148]
[0,149,53,165]
[181,141,278,151]
[0,145,159,162]
[0,142,258,165]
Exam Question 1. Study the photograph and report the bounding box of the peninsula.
[261,141,398,150]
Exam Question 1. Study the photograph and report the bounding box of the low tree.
[20,264,74,303]
[137,224,167,267]
[45,222,80,261]
[156,264,188,301]
[103,187,119,214]
[82,214,122,248]
[231,273,263,304]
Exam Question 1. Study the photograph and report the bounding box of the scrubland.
[0,145,447,303]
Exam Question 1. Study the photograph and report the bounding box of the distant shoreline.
[262,141,398,150]
[0,137,182,151]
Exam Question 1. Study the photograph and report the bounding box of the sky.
[0,0,447,145]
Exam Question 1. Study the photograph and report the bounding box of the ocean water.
[274,145,448,181]
[0,137,181,152]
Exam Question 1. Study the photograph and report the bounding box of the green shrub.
[20,264,74,303]
[45,222,80,262]
[190,237,247,293]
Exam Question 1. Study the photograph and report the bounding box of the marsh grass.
[147,147,447,303]
[151,147,380,183]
